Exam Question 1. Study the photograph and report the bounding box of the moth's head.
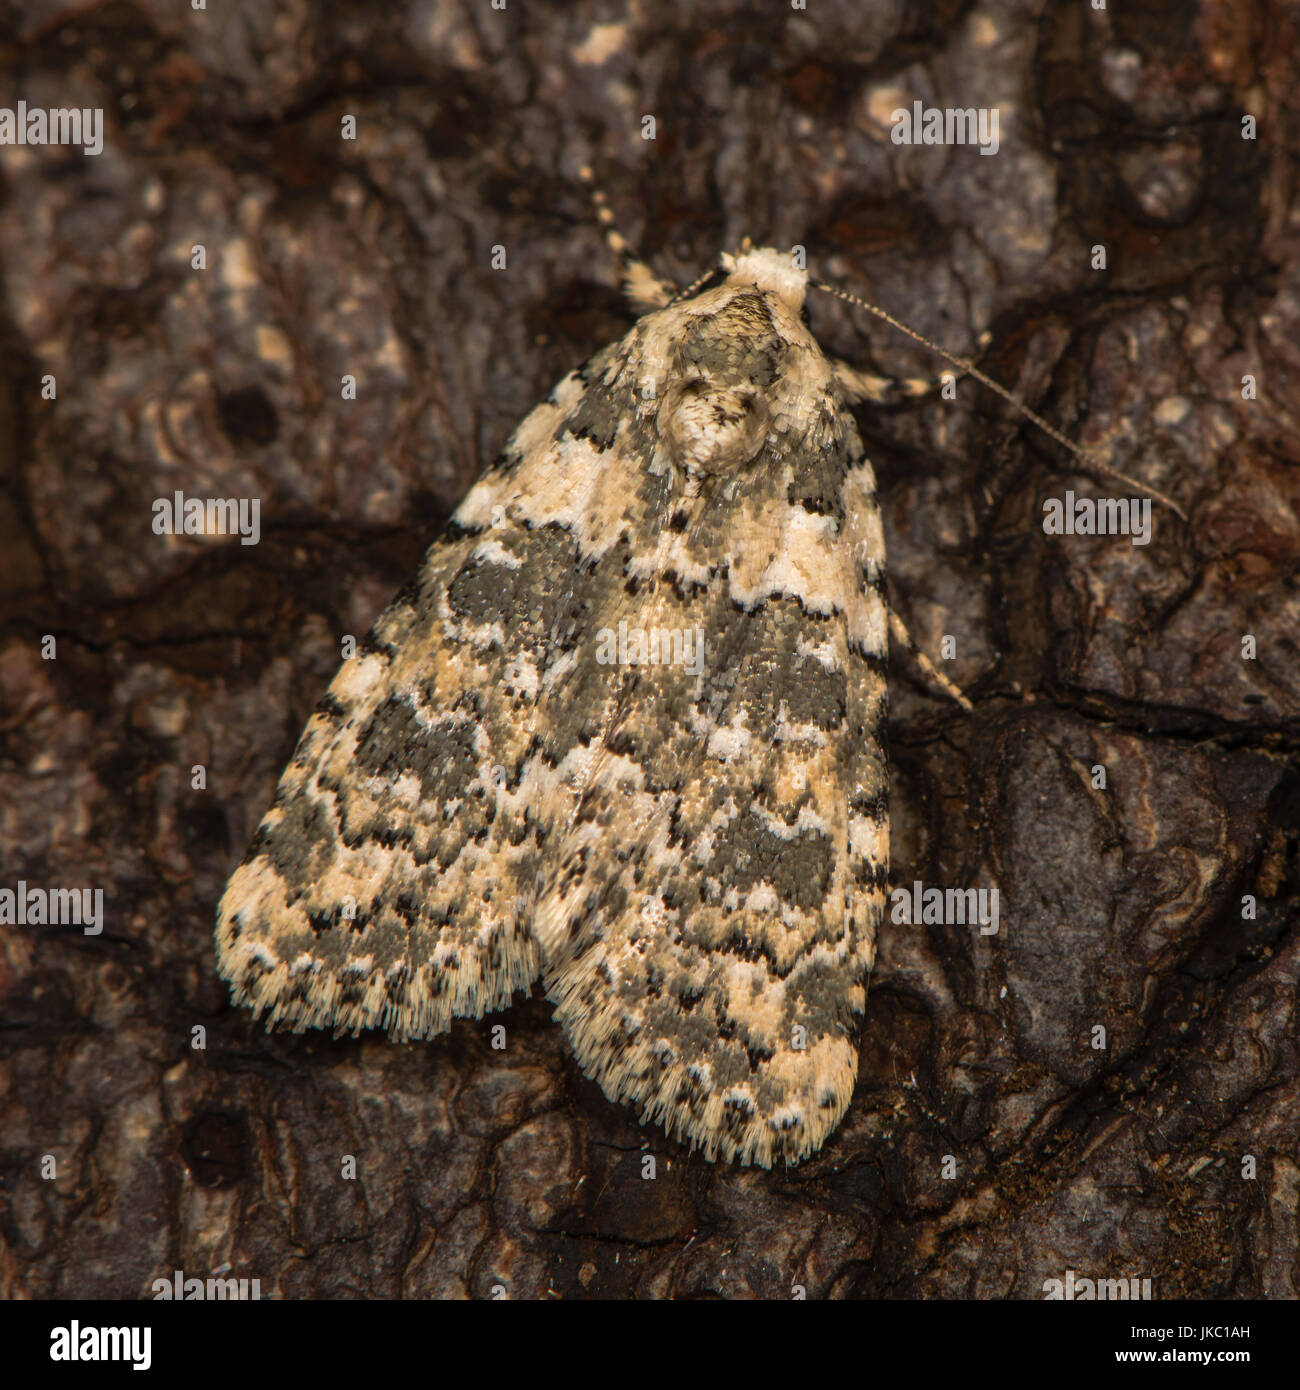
[717,242,807,314]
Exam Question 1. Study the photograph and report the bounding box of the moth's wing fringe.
[548,952,865,1167]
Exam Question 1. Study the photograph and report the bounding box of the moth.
[216,179,1177,1167]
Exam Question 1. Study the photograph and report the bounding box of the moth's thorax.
[650,269,828,477]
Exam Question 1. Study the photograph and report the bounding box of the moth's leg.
[817,276,989,407]
[887,606,973,712]
[579,166,678,311]
[831,352,981,407]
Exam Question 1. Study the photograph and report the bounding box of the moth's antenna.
[813,279,1188,521]
[674,264,724,304]
[578,166,677,311]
